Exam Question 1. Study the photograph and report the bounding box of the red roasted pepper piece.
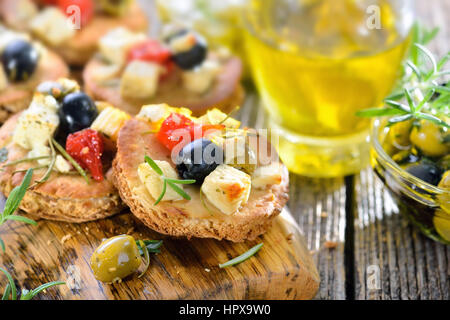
[66,128,104,181]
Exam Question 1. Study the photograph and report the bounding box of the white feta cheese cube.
[120,61,161,99]
[13,95,59,150]
[54,155,72,173]
[182,60,221,94]
[201,164,251,215]
[251,163,284,189]
[138,161,183,202]
[99,27,146,67]
[29,8,76,46]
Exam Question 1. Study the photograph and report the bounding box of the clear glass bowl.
[371,119,450,244]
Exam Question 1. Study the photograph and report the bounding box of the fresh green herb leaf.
[2,168,33,218]
[144,155,196,205]
[136,240,163,255]
[164,178,196,185]
[52,139,90,184]
[416,112,450,128]
[0,267,17,300]
[154,179,166,206]
[2,156,50,167]
[219,243,264,268]
[388,114,414,125]
[4,215,37,226]
[406,60,423,80]
[137,240,150,279]
[2,283,11,300]
[355,108,406,118]
[219,105,240,125]
[0,148,8,163]
[144,155,163,176]
[19,281,65,300]
[166,180,191,200]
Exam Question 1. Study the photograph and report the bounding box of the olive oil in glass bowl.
[243,0,414,177]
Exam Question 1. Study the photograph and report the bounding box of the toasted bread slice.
[0,1,148,66]
[0,50,69,123]
[0,113,124,223]
[83,56,244,116]
[113,118,289,242]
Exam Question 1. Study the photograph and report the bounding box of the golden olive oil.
[244,0,412,176]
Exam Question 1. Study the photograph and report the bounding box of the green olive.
[389,120,412,148]
[410,120,449,157]
[438,170,450,189]
[99,0,132,16]
[90,235,141,283]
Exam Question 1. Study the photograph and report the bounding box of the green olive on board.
[90,235,141,283]
[410,120,449,157]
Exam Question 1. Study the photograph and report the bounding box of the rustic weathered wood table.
[0,0,448,300]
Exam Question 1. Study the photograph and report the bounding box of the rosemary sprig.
[3,156,50,167]
[219,105,240,125]
[136,239,163,254]
[219,243,264,268]
[137,240,150,278]
[30,138,56,188]
[357,24,450,128]
[52,138,90,184]
[144,155,196,205]
[0,168,65,299]
[0,169,36,252]
[0,267,65,300]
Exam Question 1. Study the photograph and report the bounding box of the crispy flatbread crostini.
[0,78,130,222]
[84,27,244,116]
[0,26,69,123]
[0,0,148,66]
[113,104,289,242]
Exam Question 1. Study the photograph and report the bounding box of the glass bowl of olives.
[371,118,449,244]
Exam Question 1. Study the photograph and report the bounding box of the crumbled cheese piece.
[54,155,72,173]
[91,64,121,83]
[13,94,59,151]
[198,108,240,129]
[137,103,192,123]
[251,163,283,189]
[29,8,76,46]
[138,161,183,202]
[120,61,162,99]
[201,164,251,215]
[27,145,51,165]
[90,106,130,142]
[99,27,146,67]
[182,60,221,94]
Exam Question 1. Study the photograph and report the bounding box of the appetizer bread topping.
[135,104,282,216]
[0,77,127,222]
[113,103,289,241]
[96,27,223,100]
[11,78,130,182]
[0,0,148,66]
[18,0,137,46]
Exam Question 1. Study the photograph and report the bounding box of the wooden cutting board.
[0,205,319,300]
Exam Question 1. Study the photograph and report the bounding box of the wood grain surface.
[0,0,449,300]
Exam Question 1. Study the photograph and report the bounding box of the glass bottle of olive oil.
[244,0,414,177]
